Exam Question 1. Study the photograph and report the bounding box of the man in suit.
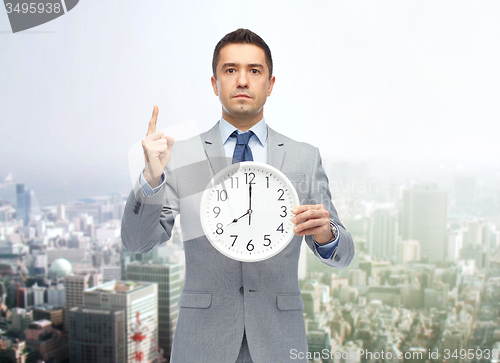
[122,29,354,363]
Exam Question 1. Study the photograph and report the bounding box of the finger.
[142,140,150,162]
[294,218,329,235]
[151,137,168,147]
[165,135,175,151]
[291,204,323,215]
[146,105,159,137]
[292,208,328,224]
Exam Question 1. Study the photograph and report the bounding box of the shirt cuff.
[139,169,166,196]
[313,221,340,259]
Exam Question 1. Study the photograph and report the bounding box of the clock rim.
[200,161,300,262]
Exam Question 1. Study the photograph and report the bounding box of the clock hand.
[227,210,250,226]
[249,183,252,210]
[248,183,252,225]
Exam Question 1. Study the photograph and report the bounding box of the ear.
[267,75,276,97]
[211,76,218,96]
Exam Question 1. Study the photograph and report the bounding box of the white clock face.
[200,162,300,262]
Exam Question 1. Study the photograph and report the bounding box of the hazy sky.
[1,1,499,204]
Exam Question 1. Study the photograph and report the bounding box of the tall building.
[397,240,421,264]
[48,284,65,306]
[368,207,399,260]
[83,280,158,363]
[64,271,102,330]
[401,184,447,262]
[126,261,181,361]
[16,183,40,226]
[68,307,126,363]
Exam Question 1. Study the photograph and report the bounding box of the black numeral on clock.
[263,235,271,246]
[277,223,284,233]
[230,235,238,246]
[246,240,254,251]
[245,172,255,185]
[213,207,221,218]
[230,177,239,189]
[217,190,228,201]
[277,189,285,201]
[216,223,224,235]
[280,206,287,218]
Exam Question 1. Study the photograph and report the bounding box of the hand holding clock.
[291,204,333,245]
[141,105,175,188]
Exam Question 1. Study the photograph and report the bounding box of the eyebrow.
[221,62,264,69]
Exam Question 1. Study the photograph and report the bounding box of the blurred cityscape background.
[2,1,500,362]
[0,156,499,362]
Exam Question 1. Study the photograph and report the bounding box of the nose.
[236,72,249,89]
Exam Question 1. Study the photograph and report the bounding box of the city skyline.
[1,1,500,209]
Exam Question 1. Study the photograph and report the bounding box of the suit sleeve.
[121,164,179,254]
[303,148,355,269]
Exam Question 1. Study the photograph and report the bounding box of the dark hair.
[212,28,273,80]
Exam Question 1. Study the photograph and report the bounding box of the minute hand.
[248,183,252,225]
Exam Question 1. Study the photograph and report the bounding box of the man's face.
[211,43,275,125]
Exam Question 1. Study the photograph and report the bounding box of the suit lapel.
[202,122,231,176]
[267,126,286,170]
[202,122,286,175]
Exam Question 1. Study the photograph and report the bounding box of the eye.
[251,69,260,74]
[226,68,236,74]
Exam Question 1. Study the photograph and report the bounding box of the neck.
[222,111,263,132]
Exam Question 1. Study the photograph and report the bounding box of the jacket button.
[239,286,244,295]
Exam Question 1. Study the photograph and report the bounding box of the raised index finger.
[146,105,159,136]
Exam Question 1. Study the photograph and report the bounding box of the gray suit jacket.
[121,122,354,363]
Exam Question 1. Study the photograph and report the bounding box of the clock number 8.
[215,223,224,235]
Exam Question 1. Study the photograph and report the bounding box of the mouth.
[233,94,251,99]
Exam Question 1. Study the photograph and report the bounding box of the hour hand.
[227,211,249,226]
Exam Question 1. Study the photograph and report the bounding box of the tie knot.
[233,131,253,146]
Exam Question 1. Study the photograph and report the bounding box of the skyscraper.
[368,207,399,260]
[16,183,40,226]
[64,272,102,330]
[402,184,447,262]
[68,307,126,363]
[83,280,158,363]
[126,261,181,362]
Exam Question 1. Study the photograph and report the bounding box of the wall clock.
[200,162,300,262]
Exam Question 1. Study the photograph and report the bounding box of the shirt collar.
[219,117,268,146]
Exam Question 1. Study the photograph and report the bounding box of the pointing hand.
[141,105,175,187]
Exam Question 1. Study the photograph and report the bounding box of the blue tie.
[232,131,254,163]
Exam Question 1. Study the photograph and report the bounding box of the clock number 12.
[245,172,255,185]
